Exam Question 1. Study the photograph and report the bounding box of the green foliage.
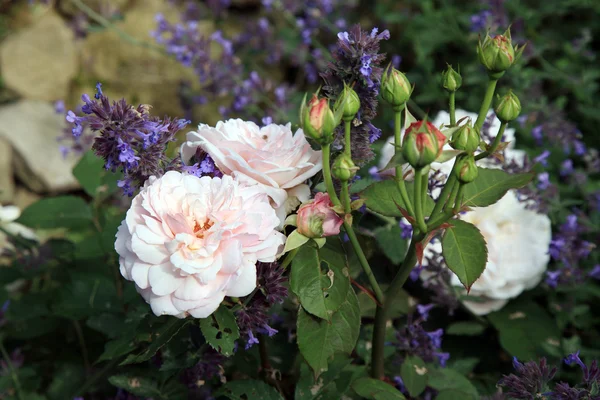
[373,223,408,264]
[351,377,406,399]
[427,368,479,399]
[462,168,534,207]
[198,306,240,356]
[215,380,284,399]
[399,355,428,397]
[441,219,488,291]
[446,321,487,336]
[361,180,435,217]
[73,150,120,199]
[297,287,360,377]
[290,244,350,320]
[16,196,93,230]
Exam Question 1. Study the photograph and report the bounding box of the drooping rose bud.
[296,192,343,238]
[457,155,479,183]
[441,64,462,92]
[381,65,412,110]
[494,90,521,123]
[402,120,447,168]
[331,153,358,182]
[450,120,480,153]
[477,28,524,76]
[303,94,337,143]
[334,83,361,122]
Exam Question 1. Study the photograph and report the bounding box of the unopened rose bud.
[296,192,343,238]
[441,64,462,92]
[477,28,523,75]
[494,90,521,122]
[335,83,360,122]
[402,120,447,168]
[450,121,479,153]
[332,153,358,181]
[303,94,337,143]
[381,65,412,110]
[457,155,478,183]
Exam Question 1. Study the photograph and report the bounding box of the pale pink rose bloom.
[115,171,285,318]
[181,119,322,224]
[296,192,343,238]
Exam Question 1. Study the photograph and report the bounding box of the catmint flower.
[392,310,449,366]
[498,357,557,399]
[534,150,551,167]
[399,219,413,240]
[537,172,551,190]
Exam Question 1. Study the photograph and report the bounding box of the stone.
[0,138,15,204]
[12,186,41,210]
[0,100,79,194]
[0,11,78,101]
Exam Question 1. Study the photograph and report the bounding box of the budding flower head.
[402,120,446,169]
[302,93,338,144]
[494,90,521,122]
[441,64,462,92]
[334,83,360,122]
[450,120,479,153]
[457,155,478,183]
[381,64,412,110]
[296,193,343,239]
[477,28,525,76]
[332,153,358,181]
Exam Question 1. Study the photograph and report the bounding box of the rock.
[0,101,79,194]
[0,11,78,101]
[12,186,41,210]
[0,139,15,204]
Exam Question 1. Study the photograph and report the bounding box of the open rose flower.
[115,171,285,318]
[424,191,551,315]
[181,119,322,224]
[296,192,343,238]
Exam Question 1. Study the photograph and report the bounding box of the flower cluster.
[321,25,390,164]
[66,84,190,196]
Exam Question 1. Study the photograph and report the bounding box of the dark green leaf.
[72,150,120,198]
[427,368,478,399]
[108,375,167,399]
[199,306,240,356]
[297,287,360,377]
[120,318,190,365]
[351,377,406,400]
[16,196,93,230]
[53,273,119,320]
[488,299,560,360]
[374,224,408,264]
[295,354,356,400]
[442,219,487,291]
[462,168,533,207]
[360,180,435,217]
[215,380,284,400]
[290,244,350,320]
[400,355,428,397]
[446,321,486,336]
[46,363,85,400]
[86,313,128,339]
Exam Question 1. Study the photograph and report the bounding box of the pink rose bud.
[402,120,447,168]
[303,94,337,143]
[296,192,343,238]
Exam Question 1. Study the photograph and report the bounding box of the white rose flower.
[115,171,286,318]
[181,119,322,224]
[425,191,551,315]
[0,205,38,252]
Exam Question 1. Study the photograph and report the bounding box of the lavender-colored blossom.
[588,265,600,280]
[470,10,492,32]
[182,348,226,388]
[537,172,551,190]
[321,25,390,164]
[391,309,449,366]
[66,84,189,196]
[498,357,557,399]
[533,150,551,167]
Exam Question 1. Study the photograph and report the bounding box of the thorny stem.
[394,110,415,218]
[453,184,466,213]
[322,144,342,207]
[344,120,352,158]
[280,247,299,270]
[430,170,457,217]
[0,338,24,400]
[414,168,428,233]
[449,91,456,126]
[476,121,507,161]
[474,78,499,132]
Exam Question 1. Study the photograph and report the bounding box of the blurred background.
[0,0,598,209]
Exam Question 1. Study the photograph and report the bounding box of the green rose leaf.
[351,377,406,400]
[360,180,435,217]
[400,355,428,397]
[290,244,350,320]
[16,196,93,230]
[446,321,486,336]
[295,354,357,400]
[427,367,479,399]
[120,318,189,365]
[442,219,488,291]
[199,306,240,356]
[215,380,284,400]
[462,168,534,207]
[297,287,360,377]
[374,223,408,264]
[488,299,560,360]
[108,375,175,399]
